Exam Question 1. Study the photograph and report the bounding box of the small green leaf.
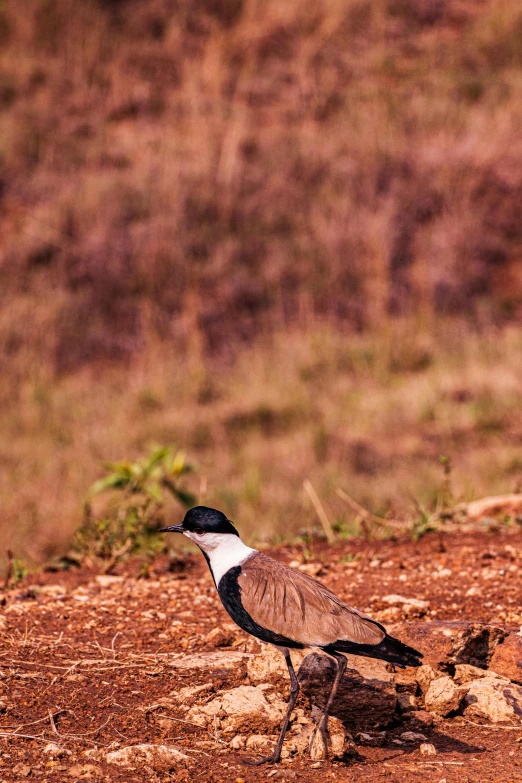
[88,473,129,497]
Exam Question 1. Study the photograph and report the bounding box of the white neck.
[183,531,255,586]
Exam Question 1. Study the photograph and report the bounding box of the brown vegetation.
[1,0,522,568]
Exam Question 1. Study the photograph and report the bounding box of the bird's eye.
[194,529,205,536]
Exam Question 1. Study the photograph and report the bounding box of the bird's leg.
[312,651,347,757]
[246,647,299,766]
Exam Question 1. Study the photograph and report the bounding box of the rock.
[246,734,275,753]
[356,731,386,746]
[420,743,437,756]
[298,652,397,732]
[43,742,71,757]
[289,712,355,760]
[204,627,236,647]
[94,575,124,588]
[397,692,417,712]
[12,764,31,777]
[247,644,306,689]
[383,595,429,609]
[402,710,434,729]
[297,563,325,577]
[456,494,522,522]
[345,656,396,684]
[165,650,251,674]
[38,584,67,597]
[67,765,102,778]
[454,664,491,685]
[186,685,285,735]
[106,744,189,770]
[424,676,468,717]
[229,734,246,749]
[416,665,442,695]
[381,595,429,617]
[401,731,427,742]
[391,621,508,670]
[489,634,522,685]
[166,683,214,708]
[463,679,522,723]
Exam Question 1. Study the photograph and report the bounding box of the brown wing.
[238,552,385,648]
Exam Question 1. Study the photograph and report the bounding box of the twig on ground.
[111,632,121,657]
[304,480,335,543]
[336,488,404,530]
[48,709,59,735]
[0,732,49,743]
[2,550,14,591]
[153,713,207,730]
[2,709,65,731]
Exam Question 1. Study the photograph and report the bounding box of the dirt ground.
[2,530,522,783]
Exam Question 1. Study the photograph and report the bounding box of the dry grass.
[2,320,522,572]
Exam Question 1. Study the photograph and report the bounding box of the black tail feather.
[328,633,423,668]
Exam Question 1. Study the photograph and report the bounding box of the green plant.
[339,552,360,564]
[74,445,196,569]
[2,550,27,589]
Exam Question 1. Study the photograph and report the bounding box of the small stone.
[204,627,236,647]
[106,744,189,770]
[424,676,468,717]
[382,595,429,609]
[68,765,102,778]
[400,731,427,742]
[297,563,324,577]
[356,732,386,746]
[38,584,67,597]
[229,735,246,749]
[420,743,437,756]
[95,575,124,588]
[397,692,417,712]
[416,665,441,695]
[12,764,31,777]
[402,710,434,729]
[43,742,71,757]
[246,735,274,753]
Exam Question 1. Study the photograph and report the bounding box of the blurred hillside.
[1,0,522,372]
[1,0,522,567]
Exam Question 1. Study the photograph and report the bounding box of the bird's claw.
[244,753,280,766]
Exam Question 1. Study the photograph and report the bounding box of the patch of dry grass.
[1,320,522,572]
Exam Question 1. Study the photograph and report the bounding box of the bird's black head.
[159,506,240,537]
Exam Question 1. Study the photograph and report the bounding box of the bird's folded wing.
[238,552,385,648]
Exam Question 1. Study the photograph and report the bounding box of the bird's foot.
[244,753,280,766]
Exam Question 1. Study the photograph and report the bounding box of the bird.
[159,506,423,765]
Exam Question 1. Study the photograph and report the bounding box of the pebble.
[420,743,437,756]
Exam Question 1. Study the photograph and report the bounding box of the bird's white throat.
[183,531,255,586]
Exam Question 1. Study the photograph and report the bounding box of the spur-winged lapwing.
[160,506,422,765]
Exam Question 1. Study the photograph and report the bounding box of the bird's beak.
[158,524,185,534]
